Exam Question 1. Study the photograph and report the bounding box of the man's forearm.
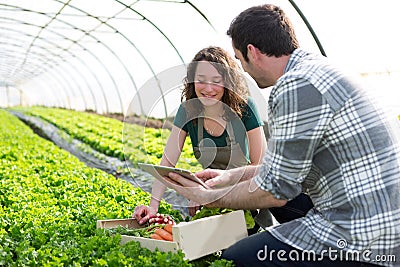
[206,178,287,210]
[227,165,261,184]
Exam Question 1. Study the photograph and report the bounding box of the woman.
[133,46,267,226]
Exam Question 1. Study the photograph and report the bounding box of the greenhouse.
[1,0,399,266]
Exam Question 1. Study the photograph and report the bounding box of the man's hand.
[165,171,287,210]
[195,169,230,188]
[164,172,213,206]
[196,167,251,188]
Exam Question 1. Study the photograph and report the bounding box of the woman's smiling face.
[194,61,225,106]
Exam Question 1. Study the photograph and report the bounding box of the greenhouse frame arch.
[1,0,399,118]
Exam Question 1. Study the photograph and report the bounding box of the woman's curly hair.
[181,46,249,121]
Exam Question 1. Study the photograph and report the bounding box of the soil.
[95,112,173,130]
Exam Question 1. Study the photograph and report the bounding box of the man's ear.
[247,44,260,61]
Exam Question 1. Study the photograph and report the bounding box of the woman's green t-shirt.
[173,97,264,160]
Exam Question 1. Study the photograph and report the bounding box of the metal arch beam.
[25,52,89,110]
[64,0,218,116]
[1,0,220,117]
[0,17,97,111]
[51,0,143,115]
[56,1,153,116]
[185,0,216,31]
[57,59,98,111]
[0,9,113,113]
[132,0,217,32]
[0,37,96,109]
[10,0,72,77]
[59,0,192,117]
[115,0,218,116]
[0,6,108,112]
[12,58,76,110]
[42,68,75,109]
[0,26,89,110]
[19,55,85,110]
[114,0,195,117]
[1,6,124,112]
[0,59,39,83]
[54,60,89,110]
[25,78,65,108]
[10,64,69,108]
[288,0,327,57]
[116,0,185,64]
[0,41,75,109]
[12,2,141,115]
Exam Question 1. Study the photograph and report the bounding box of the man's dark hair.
[227,4,299,61]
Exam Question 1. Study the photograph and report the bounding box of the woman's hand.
[133,205,157,225]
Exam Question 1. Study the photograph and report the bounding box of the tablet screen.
[138,163,210,189]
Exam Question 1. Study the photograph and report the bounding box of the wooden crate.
[97,210,248,260]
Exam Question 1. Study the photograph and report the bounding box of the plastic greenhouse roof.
[1,0,399,118]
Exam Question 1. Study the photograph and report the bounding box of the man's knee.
[221,232,269,266]
[221,238,246,263]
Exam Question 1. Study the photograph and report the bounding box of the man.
[163,4,400,266]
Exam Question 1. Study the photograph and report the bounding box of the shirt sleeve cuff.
[253,164,302,201]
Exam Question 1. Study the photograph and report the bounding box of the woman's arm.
[149,125,187,209]
[134,125,187,224]
[247,126,267,165]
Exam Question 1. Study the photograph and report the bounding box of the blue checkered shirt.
[254,49,400,266]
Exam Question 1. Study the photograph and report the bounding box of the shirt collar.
[283,48,309,74]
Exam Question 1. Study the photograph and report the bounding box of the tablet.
[138,163,210,189]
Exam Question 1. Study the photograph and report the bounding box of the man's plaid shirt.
[254,49,400,266]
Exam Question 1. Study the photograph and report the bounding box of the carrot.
[155,228,173,241]
[164,224,173,234]
[150,233,164,240]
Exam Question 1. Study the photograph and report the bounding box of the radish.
[147,213,175,225]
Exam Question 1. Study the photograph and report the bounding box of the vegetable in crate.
[150,233,164,240]
[148,213,175,225]
[106,213,176,240]
[154,228,173,241]
[164,223,173,234]
[106,224,160,238]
